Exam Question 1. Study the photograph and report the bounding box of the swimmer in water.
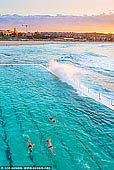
[48,114,56,123]
[28,138,35,153]
[46,139,55,155]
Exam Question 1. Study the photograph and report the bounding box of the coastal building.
[0,29,114,42]
[13,28,18,36]
[0,30,13,36]
[0,28,18,37]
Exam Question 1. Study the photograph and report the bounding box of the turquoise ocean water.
[0,43,114,170]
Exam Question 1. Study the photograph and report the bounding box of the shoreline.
[0,40,114,46]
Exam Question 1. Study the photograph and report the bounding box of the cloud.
[0,13,114,32]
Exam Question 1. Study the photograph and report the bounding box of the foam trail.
[23,134,29,139]
[40,60,114,111]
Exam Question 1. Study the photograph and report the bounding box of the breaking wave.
[44,60,114,111]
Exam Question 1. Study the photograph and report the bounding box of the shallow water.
[0,43,114,170]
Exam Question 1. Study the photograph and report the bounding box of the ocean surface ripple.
[0,43,114,170]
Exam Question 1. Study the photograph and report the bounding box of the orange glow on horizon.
[22,25,114,34]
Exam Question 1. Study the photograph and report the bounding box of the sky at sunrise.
[0,0,114,33]
[0,0,114,16]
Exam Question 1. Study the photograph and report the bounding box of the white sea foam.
[41,60,114,111]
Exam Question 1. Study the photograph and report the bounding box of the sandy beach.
[0,40,113,46]
[0,40,80,46]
